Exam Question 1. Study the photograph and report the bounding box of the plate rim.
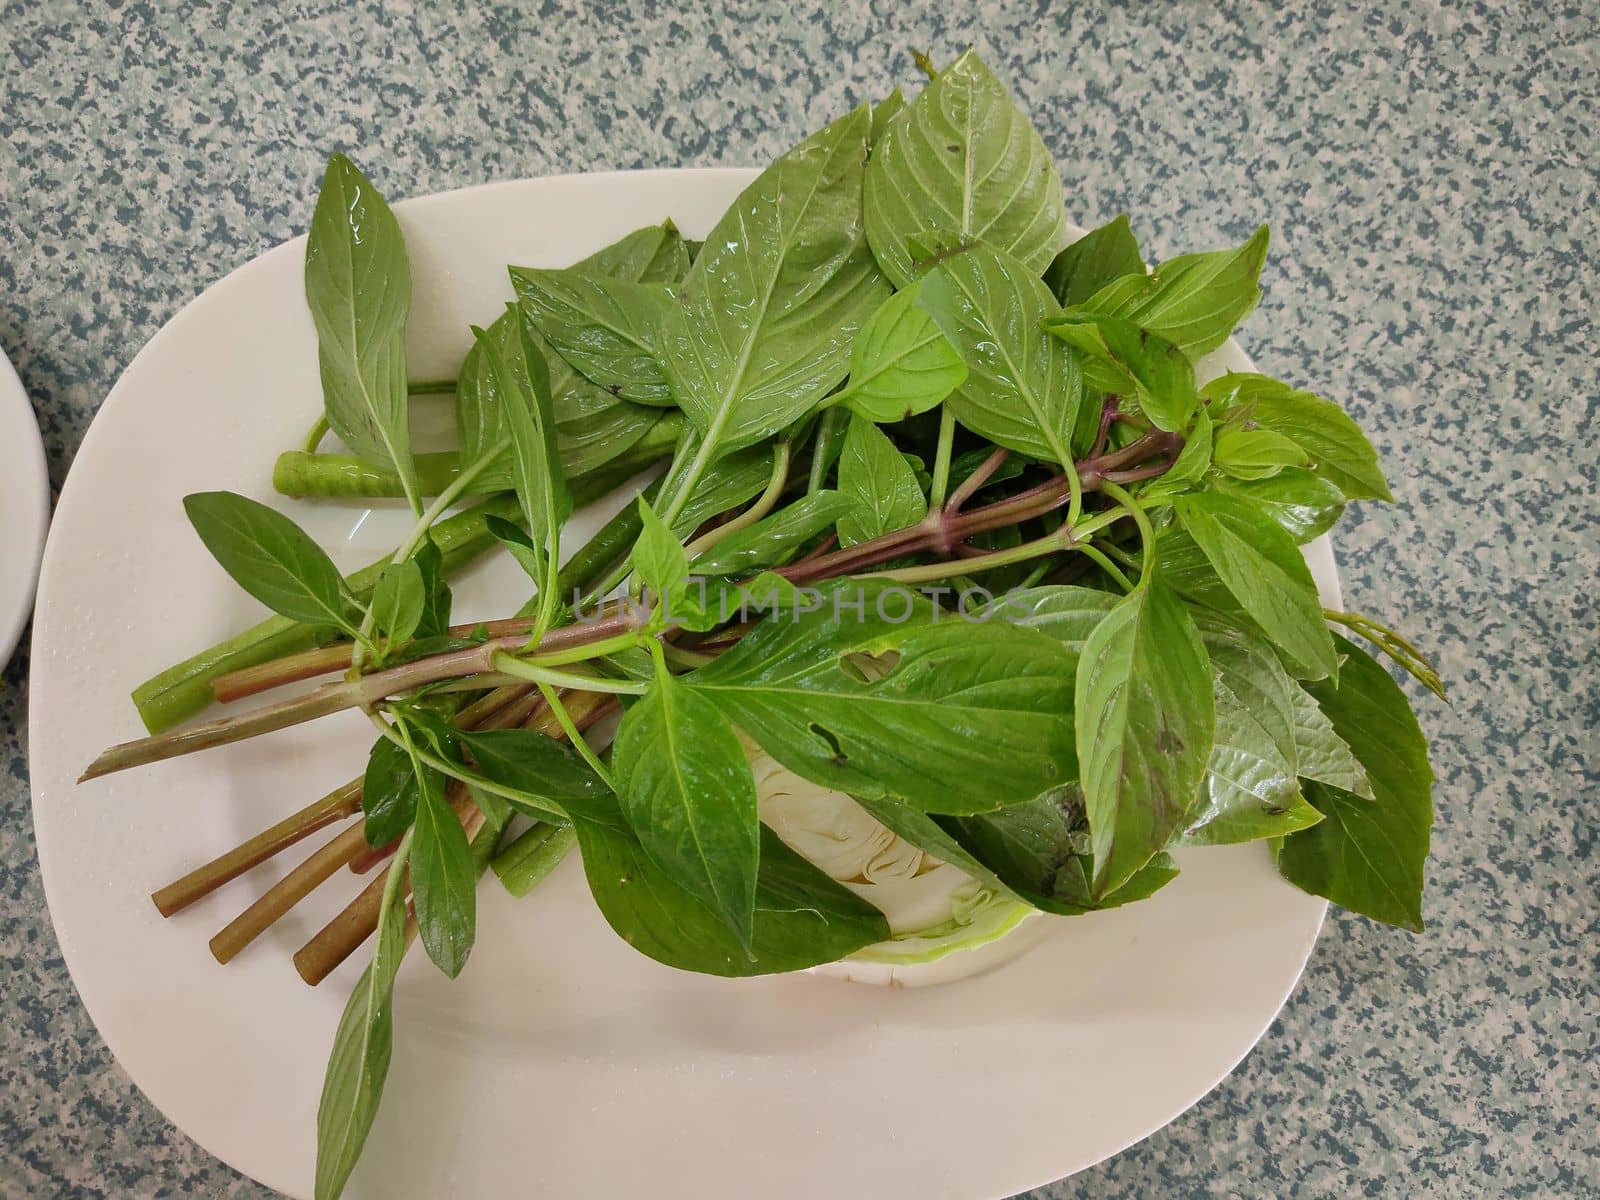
[0,346,50,665]
[29,166,1331,1200]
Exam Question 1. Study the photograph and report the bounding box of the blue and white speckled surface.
[2,2,1596,1196]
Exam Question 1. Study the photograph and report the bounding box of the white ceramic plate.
[31,171,1333,1200]
[0,347,50,665]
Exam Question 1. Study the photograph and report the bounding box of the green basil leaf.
[361,736,419,848]
[511,269,676,405]
[1202,372,1393,501]
[864,49,1065,287]
[1213,426,1309,479]
[1098,225,1270,357]
[1210,469,1347,544]
[1043,312,1197,432]
[314,861,407,1200]
[691,491,856,576]
[469,313,571,596]
[569,799,889,977]
[409,750,476,978]
[916,242,1091,465]
[1075,573,1215,895]
[1044,214,1146,307]
[836,416,929,547]
[484,514,546,585]
[689,581,1079,814]
[1277,637,1434,930]
[1142,408,1214,499]
[410,538,453,639]
[1051,850,1180,912]
[659,106,887,457]
[869,87,905,145]
[832,285,967,422]
[182,491,356,634]
[1288,677,1375,800]
[579,220,690,284]
[986,585,1120,664]
[849,794,1021,902]
[658,432,778,540]
[303,154,418,503]
[942,788,1179,914]
[1174,492,1338,680]
[455,726,612,813]
[1175,681,1323,846]
[368,559,425,649]
[630,494,690,601]
[1190,610,1300,768]
[613,669,760,950]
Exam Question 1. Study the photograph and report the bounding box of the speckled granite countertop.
[2,2,1595,1196]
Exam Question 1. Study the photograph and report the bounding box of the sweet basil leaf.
[1277,637,1434,930]
[484,515,545,585]
[455,726,612,813]
[942,788,1178,914]
[361,736,419,848]
[865,49,1066,287]
[1142,408,1213,499]
[1213,426,1309,479]
[408,752,476,978]
[659,433,778,539]
[1044,214,1146,307]
[1075,573,1215,895]
[1174,492,1338,680]
[833,285,967,422]
[869,87,905,146]
[1051,850,1180,912]
[511,268,675,405]
[691,492,855,576]
[182,491,357,634]
[314,866,407,1200]
[630,495,690,601]
[1202,372,1393,501]
[1043,312,1197,432]
[1175,681,1323,846]
[579,221,689,284]
[836,416,928,547]
[410,538,452,639]
[1289,676,1375,800]
[917,242,1091,465]
[1190,610,1300,768]
[569,799,888,977]
[613,668,760,950]
[368,559,425,650]
[1211,469,1347,544]
[1097,225,1270,357]
[303,154,418,503]
[689,581,1079,814]
[658,106,887,457]
[850,794,1021,901]
[985,585,1119,666]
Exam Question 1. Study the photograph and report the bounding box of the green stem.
[492,824,577,898]
[302,416,330,454]
[1100,481,1156,588]
[808,408,842,494]
[927,406,957,511]
[864,529,1066,585]
[524,629,642,669]
[130,496,523,733]
[407,378,458,396]
[491,653,648,696]
[1076,543,1136,592]
[686,441,791,562]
